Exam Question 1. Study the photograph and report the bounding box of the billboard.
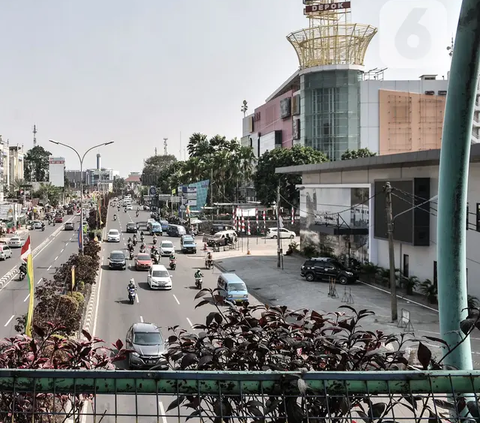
[304,1,351,14]
[49,157,65,188]
[300,185,370,262]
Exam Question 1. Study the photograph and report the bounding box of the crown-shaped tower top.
[287,0,377,69]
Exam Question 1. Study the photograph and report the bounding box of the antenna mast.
[163,138,168,155]
[33,125,37,147]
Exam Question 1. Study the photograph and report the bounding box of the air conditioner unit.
[425,91,435,95]
[438,90,447,96]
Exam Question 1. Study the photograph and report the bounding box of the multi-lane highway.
[0,215,79,337]
[92,205,251,421]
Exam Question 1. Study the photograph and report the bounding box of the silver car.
[159,241,175,256]
[126,323,167,370]
[8,237,23,248]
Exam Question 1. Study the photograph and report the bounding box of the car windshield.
[184,241,194,245]
[331,260,346,270]
[109,230,119,235]
[161,242,173,248]
[111,253,124,260]
[137,254,151,261]
[152,270,169,278]
[127,223,135,227]
[228,283,247,292]
[133,332,162,346]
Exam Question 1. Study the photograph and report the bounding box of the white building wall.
[303,163,480,298]
[359,78,449,154]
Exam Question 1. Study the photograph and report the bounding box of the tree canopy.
[254,145,328,207]
[24,146,51,182]
[341,148,376,160]
[152,133,256,205]
[141,154,177,186]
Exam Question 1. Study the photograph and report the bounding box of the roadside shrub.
[0,324,127,422]
[164,289,478,423]
[54,254,98,288]
[68,291,85,307]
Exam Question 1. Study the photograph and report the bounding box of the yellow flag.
[21,236,35,337]
[71,265,75,291]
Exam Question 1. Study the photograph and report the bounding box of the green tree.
[113,177,125,195]
[141,154,177,186]
[341,148,376,160]
[254,145,328,207]
[24,146,51,182]
[34,183,62,206]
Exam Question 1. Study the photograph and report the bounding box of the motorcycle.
[169,259,176,270]
[18,268,26,281]
[153,254,160,264]
[195,277,203,289]
[153,237,157,245]
[41,225,45,232]
[205,259,213,270]
[133,239,137,246]
[129,250,134,260]
[128,288,136,304]
[113,215,117,221]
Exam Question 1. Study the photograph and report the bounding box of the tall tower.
[33,125,37,147]
[287,1,376,69]
[286,0,377,160]
[163,138,168,155]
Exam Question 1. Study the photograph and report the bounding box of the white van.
[209,230,237,246]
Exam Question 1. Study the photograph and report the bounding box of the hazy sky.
[0,0,461,176]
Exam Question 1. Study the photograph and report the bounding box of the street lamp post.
[49,140,114,255]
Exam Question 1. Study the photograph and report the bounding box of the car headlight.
[243,295,248,298]
[131,352,140,358]
[346,271,353,276]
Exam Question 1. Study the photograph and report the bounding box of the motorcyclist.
[19,261,27,276]
[152,233,157,243]
[127,237,132,244]
[169,252,176,261]
[128,243,134,252]
[140,234,145,243]
[140,243,146,252]
[41,222,45,231]
[194,269,203,280]
[128,278,136,290]
[113,214,117,221]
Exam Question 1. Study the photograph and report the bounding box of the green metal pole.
[437,0,480,370]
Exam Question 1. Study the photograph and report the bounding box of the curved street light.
[49,139,114,254]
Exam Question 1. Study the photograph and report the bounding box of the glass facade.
[302,70,362,160]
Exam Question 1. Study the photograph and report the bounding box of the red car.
[55,215,63,223]
[135,253,152,271]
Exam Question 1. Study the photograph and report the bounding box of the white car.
[147,264,173,290]
[159,241,175,256]
[0,245,12,260]
[8,236,24,248]
[33,220,43,229]
[126,205,133,210]
[266,228,296,239]
[107,229,121,242]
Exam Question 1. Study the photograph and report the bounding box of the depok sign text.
[304,1,351,13]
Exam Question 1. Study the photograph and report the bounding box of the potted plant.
[420,279,437,304]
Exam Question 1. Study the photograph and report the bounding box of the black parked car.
[300,257,357,285]
[108,250,127,270]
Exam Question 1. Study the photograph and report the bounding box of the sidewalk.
[214,250,480,367]
[0,228,30,243]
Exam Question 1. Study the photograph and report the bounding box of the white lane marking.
[173,294,180,305]
[140,315,144,323]
[4,315,14,327]
[54,256,58,261]
[23,294,30,302]
[136,292,140,303]
[186,317,193,327]
[91,263,104,337]
[47,266,51,271]
[61,248,64,253]
[36,278,42,285]
[159,401,168,423]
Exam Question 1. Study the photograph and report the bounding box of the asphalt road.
[0,215,80,337]
[0,220,68,281]
[92,206,251,422]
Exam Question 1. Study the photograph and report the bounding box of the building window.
[433,261,437,289]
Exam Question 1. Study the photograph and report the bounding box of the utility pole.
[210,168,214,222]
[277,183,281,268]
[385,182,397,322]
[33,125,37,147]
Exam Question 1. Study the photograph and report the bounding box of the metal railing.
[1,369,480,422]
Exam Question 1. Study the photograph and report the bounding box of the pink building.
[242,90,296,155]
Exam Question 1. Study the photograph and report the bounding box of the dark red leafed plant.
[0,324,127,422]
[163,288,479,423]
